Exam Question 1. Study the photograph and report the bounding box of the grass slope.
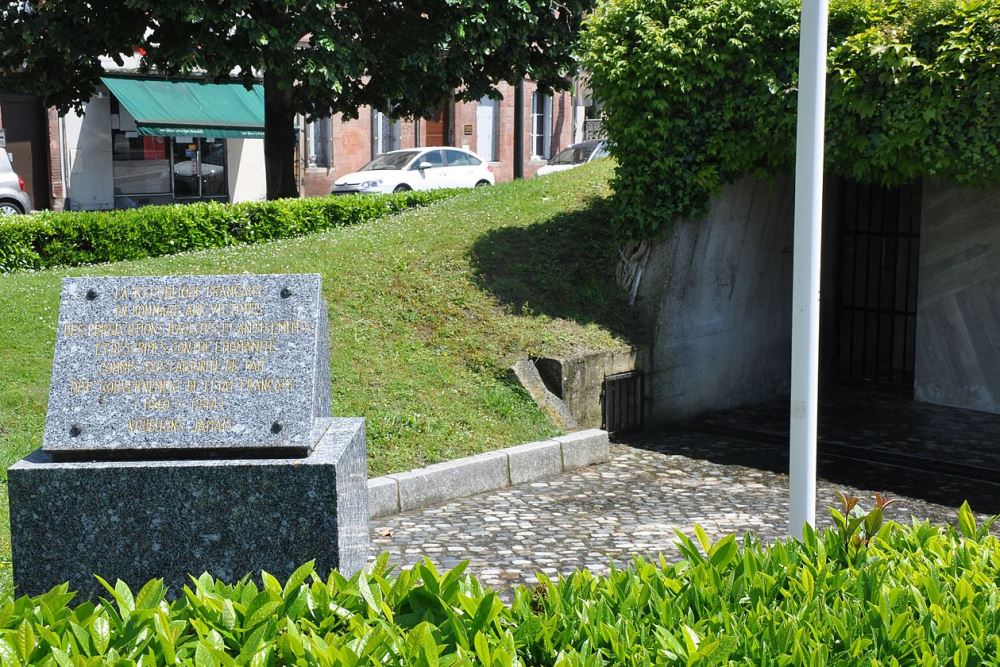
[0,160,641,593]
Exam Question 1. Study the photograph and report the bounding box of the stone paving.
[370,430,992,592]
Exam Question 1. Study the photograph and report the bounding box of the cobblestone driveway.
[371,431,987,591]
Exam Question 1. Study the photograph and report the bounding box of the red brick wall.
[302,80,577,196]
[48,109,65,210]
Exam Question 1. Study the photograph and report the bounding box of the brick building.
[301,80,583,197]
[2,69,587,210]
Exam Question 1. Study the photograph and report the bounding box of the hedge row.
[0,190,460,273]
[0,503,996,665]
[582,0,1000,239]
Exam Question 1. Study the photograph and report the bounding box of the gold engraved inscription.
[128,418,183,433]
[71,279,304,436]
[193,418,235,433]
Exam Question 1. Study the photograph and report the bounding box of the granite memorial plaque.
[42,273,330,458]
[8,273,368,598]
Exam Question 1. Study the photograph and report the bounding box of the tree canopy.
[1,1,592,198]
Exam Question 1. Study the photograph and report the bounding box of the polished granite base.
[8,418,368,599]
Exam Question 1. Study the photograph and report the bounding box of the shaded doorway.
[0,94,51,210]
[832,181,922,389]
[425,106,449,147]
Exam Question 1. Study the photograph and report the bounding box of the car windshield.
[548,144,597,165]
[360,151,420,171]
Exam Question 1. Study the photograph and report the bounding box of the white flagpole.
[789,0,829,539]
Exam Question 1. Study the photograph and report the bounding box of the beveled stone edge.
[367,429,610,519]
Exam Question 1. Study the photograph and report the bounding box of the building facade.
[302,81,581,197]
[1,57,589,211]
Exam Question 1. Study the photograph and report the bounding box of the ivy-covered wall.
[582,0,1000,240]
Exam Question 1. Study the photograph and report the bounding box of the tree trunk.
[263,71,299,200]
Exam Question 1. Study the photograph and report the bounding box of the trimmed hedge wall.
[0,504,997,665]
[581,0,1000,239]
[0,191,460,273]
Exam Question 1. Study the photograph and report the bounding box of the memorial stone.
[8,273,368,598]
[42,274,331,458]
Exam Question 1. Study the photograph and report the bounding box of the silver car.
[0,150,33,215]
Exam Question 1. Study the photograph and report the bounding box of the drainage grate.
[602,371,644,435]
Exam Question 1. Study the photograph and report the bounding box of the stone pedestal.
[9,418,368,599]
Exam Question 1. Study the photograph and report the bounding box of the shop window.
[530,92,553,159]
[110,97,228,201]
[111,101,172,196]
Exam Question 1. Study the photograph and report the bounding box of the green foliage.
[0,192,457,273]
[581,0,1000,239]
[4,506,1000,665]
[0,0,593,197]
[0,1,591,116]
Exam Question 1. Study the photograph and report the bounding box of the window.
[362,150,421,172]
[412,149,446,168]
[372,110,401,157]
[307,117,331,168]
[112,133,172,195]
[444,149,480,166]
[111,100,171,195]
[530,92,553,159]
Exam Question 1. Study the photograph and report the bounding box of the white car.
[536,140,610,177]
[0,150,32,216]
[331,147,495,194]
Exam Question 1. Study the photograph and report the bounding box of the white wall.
[914,181,1000,414]
[226,138,266,202]
[63,96,114,211]
[635,175,796,422]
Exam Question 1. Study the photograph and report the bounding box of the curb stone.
[367,429,610,519]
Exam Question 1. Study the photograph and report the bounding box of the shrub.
[581,0,1000,239]
[1,504,998,665]
[0,190,460,273]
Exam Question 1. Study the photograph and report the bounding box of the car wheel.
[475,180,491,188]
[0,201,23,216]
[393,184,412,193]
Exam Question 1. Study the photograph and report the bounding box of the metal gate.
[834,181,921,386]
[601,371,644,435]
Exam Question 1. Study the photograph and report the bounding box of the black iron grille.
[602,371,644,435]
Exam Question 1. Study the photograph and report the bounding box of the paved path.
[371,431,986,591]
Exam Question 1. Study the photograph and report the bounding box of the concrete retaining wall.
[914,181,1000,414]
[535,347,649,429]
[635,175,796,422]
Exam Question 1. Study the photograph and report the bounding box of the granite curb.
[366,429,610,518]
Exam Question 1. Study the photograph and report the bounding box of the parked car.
[536,139,610,177]
[331,147,494,194]
[0,150,32,216]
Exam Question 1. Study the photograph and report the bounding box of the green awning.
[101,76,265,139]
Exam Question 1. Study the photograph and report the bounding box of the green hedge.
[1,503,997,665]
[581,0,1000,239]
[0,191,460,273]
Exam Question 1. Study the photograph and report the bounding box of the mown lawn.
[0,160,642,594]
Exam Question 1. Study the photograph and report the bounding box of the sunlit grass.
[0,161,639,596]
